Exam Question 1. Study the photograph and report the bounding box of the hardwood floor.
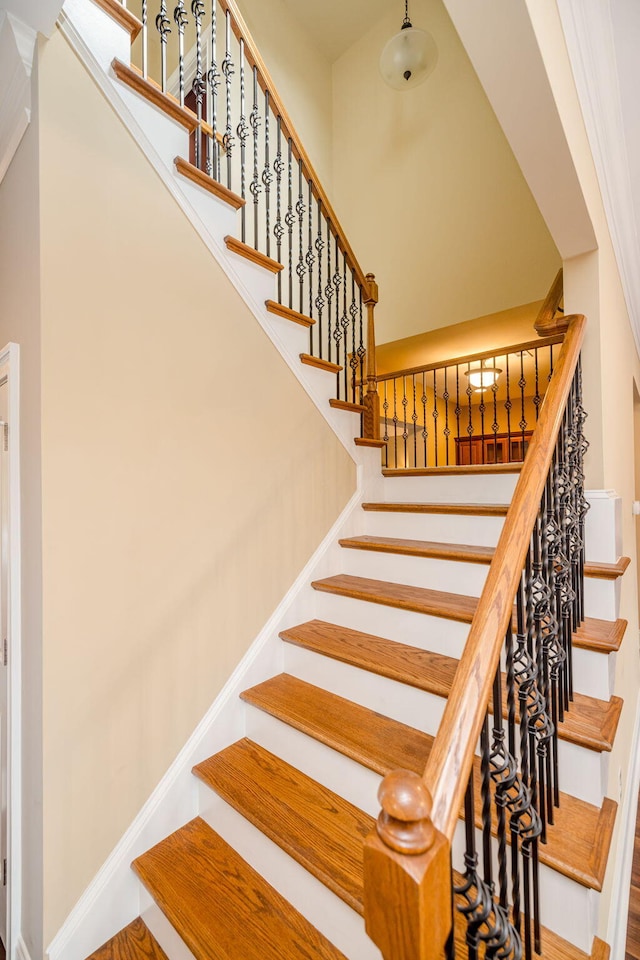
[626,790,640,959]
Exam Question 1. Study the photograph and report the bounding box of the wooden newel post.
[363,272,380,440]
[534,268,568,337]
[363,770,452,960]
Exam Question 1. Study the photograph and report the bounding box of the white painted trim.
[557,0,640,359]
[15,935,32,960]
[0,344,22,960]
[46,469,370,960]
[0,13,37,186]
[607,690,640,960]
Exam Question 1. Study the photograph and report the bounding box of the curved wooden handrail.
[535,267,566,336]
[217,0,371,295]
[375,333,563,384]
[423,313,586,840]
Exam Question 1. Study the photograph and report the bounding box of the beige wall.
[330,0,561,344]
[37,27,355,943]
[0,67,44,959]
[524,0,640,938]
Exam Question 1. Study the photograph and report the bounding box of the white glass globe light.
[379,24,438,91]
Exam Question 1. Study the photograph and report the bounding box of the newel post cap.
[376,769,435,855]
[365,272,379,305]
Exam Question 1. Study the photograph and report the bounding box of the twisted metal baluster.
[296,159,306,315]
[533,348,542,421]
[392,377,398,468]
[492,357,499,463]
[519,352,527,451]
[222,10,234,190]
[141,0,148,79]
[262,91,272,256]
[383,380,389,450]
[236,40,247,242]
[443,367,451,465]
[402,377,408,467]
[466,362,474,464]
[249,66,261,250]
[349,272,358,405]
[273,117,284,300]
[286,139,294,308]
[155,0,171,94]
[432,370,439,467]
[455,773,523,960]
[207,0,219,180]
[412,375,418,467]
[341,253,349,400]
[479,376,486,464]
[332,234,342,382]
[173,0,188,106]
[306,179,314,327]
[325,220,333,361]
[455,365,461,462]
[191,0,205,170]
[505,353,512,453]
[357,284,366,404]
[422,373,428,467]
[314,197,324,357]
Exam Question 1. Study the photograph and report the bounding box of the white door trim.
[0,343,21,959]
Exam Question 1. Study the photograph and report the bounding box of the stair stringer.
[58,0,377,470]
[45,462,382,960]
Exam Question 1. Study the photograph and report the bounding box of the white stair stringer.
[58,0,380,469]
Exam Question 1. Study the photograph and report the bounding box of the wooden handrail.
[217,0,371,296]
[424,313,586,839]
[375,333,563,384]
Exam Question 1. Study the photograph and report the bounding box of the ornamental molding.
[0,11,37,185]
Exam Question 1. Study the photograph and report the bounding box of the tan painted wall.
[524,0,640,938]
[37,27,355,943]
[330,0,561,344]
[0,68,44,959]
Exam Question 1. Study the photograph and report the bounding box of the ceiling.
[279,0,392,62]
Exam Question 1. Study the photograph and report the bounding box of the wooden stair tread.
[329,398,365,414]
[132,816,346,960]
[300,353,342,373]
[339,534,495,564]
[225,236,283,273]
[282,618,621,754]
[354,437,386,448]
[382,463,522,476]
[194,738,369,914]
[240,676,615,890]
[111,60,198,132]
[265,300,315,327]
[313,571,627,654]
[583,556,630,580]
[362,501,510,516]
[175,158,244,209]
[280,619,458,698]
[85,918,168,960]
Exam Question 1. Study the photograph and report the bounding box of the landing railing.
[377,336,564,470]
[110,0,380,429]
[364,310,588,960]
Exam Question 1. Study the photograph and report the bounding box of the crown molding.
[0,11,37,185]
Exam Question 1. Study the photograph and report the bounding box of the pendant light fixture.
[464,361,502,392]
[379,0,438,91]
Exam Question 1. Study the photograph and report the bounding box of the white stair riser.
[313,590,470,660]
[382,472,519,504]
[584,575,620,621]
[63,0,131,69]
[585,493,621,563]
[140,896,198,960]
[112,78,190,168]
[338,546,489,596]
[283,643,607,805]
[197,788,382,960]
[283,643,446,736]
[573,646,615,701]
[173,171,240,247]
[361,509,505,546]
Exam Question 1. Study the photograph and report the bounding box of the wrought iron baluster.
[141,0,148,79]
[358,286,365,405]
[466,362,474,464]
[383,380,389,451]
[519,351,527,451]
[443,367,451,465]
[534,348,541,420]
[492,356,499,464]
[349,272,358,405]
[207,0,220,179]
[173,0,188,106]
[392,376,398,469]
[479,376,486,465]
[237,40,247,242]
[412,375,418,467]
[191,0,205,170]
[455,365,461,461]
[402,377,408,467]
[432,369,439,467]
[307,179,314,331]
[341,252,349,399]
[422,372,428,467]
[325,221,333,361]
[273,117,283,299]
[296,159,306,315]
[222,9,234,190]
[332,234,342,383]
[262,91,272,256]
[286,138,294,308]
[155,0,171,94]
[314,198,324,357]
[249,66,261,249]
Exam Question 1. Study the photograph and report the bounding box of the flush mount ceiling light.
[465,363,502,392]
[379,0,438,91]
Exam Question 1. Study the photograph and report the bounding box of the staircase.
[51,2,629,958]
[84,467,625,960]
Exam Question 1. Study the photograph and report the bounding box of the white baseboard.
[16,935,33,960]
[607,690,640,959]
[45,472,370,960]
